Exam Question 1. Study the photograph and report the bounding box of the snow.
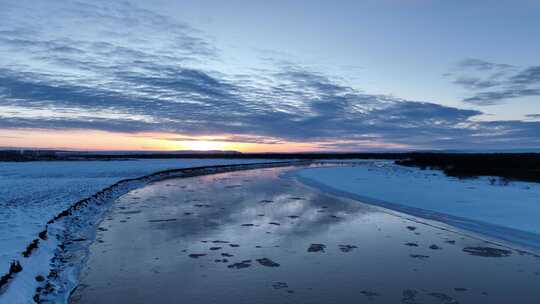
[3,158,539,303]
[0,159,297,304]
[294,161,540,251]
[0,159,278,280]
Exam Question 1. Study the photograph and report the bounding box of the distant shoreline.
[2,151,539,183]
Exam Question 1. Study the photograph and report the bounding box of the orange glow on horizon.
[0,129,409,152]
[0,129,325,152]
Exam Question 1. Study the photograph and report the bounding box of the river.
[70,166,540,304]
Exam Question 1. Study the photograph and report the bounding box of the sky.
[1,0,539,152]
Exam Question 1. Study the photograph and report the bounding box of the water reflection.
[71,166,540,304]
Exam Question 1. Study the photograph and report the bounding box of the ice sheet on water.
[0,159,279,304]
[295,161,540,251]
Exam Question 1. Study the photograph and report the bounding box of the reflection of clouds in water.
[122,167,377,244]
[238,199,303,220]
[78,166,540,304]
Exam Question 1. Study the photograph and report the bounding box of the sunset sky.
[1,0,539,152]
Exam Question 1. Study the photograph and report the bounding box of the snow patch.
[294,162,540,251]
[0,159,289,304]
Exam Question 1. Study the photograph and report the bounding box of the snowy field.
[0,159,279,275]
[3,159,540,303]
[295,162,540,251]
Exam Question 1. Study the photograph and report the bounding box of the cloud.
[510,66,540,85]
[160,135,285,145]
[457,58,513,71]
[1,1,539,150]
[453,77,501,90]
[448,59,540,105]
[4,62,533,150]
[463,88,540,105]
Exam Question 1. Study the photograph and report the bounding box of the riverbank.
[0,160,302,304]
[293,162,540,253]
[70,167,540,304]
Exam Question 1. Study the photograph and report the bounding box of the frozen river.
[70,166,540,304]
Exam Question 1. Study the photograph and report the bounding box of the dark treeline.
[1,150,539,183]
[0,150,408,161]
[0,150,59,161]
[81,152,407,160]
[397,153,540,183]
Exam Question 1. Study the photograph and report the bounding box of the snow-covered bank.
[294,162,540,251]
[0,159,289,303]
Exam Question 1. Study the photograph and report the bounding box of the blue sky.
[0,0,539,151]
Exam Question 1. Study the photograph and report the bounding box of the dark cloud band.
[1,1,539,150]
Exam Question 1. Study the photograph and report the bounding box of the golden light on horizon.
[0,129,323,152]
[0,129,408,152]
[164,139,237,151]
[175,140,227,151]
